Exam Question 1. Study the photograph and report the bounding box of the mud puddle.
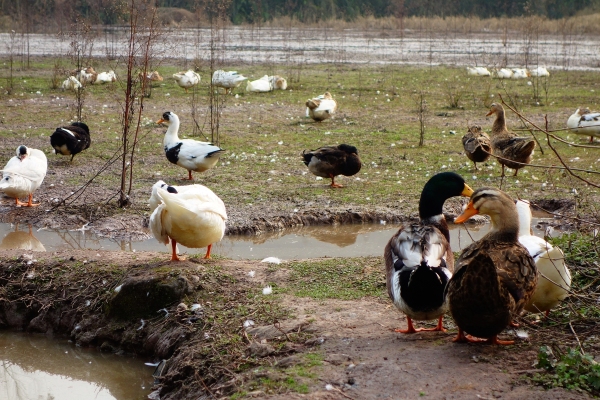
[0,215,560,260]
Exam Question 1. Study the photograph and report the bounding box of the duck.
[511,68,530,79]
[93,70,117,84]
[173,69,201,92]
[269,75,287,90]
[385,172,473,333]
[246,75,271,92]
[50,122,91,162]
[0,224,46,251]
[530,67,550,77]
[141,70,164,84]
[467,67,491,76]
[61,76,83,91]
[462,125,491,170]
[306,92,338,122]
[516,200,571,316]
[76,66,97,85]
[157,111,224,180]
[447,188,538,345]
[212,70,247,94]
[566,108,600,143]
[149,180,227,261]
[486,103,536,176]
[496,68,513,79]
[0,145,48,207]
[302,144,361,188]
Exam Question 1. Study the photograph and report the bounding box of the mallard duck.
[448,188,538,345]
[302,144,361,188]
[566,108,600,143]
[212,70,247,94]
[462,125,491,170]
[0,224,46,251]
[246,75,271,92]
[269,75,287,90]
[306,92,337,122]
[530,67,550,77]
[486,103,535,177]
[516,200,571,316]
[50,122,91,162]
[385,172,473,333]
[157,112,224,180]
[496,68,513,79]
[0,145,48,207]
[467,67,491,76]
[149,180,227,261]
[173,69,201,92]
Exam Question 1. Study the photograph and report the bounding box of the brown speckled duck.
[385,172,473,333]
[462,125,491,170]
[302,144,361,188]
[447,187,538,345]
[486,103,535,177]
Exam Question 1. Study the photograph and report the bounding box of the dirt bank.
[0,249,593,399]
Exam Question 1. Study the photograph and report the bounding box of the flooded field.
[0,27,599,69]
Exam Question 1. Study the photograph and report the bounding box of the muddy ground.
[0,246,594,400]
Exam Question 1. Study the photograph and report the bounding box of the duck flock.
[1,64,593,345]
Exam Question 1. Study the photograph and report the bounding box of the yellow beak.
[461,183,474,197]
[454,200,479,224]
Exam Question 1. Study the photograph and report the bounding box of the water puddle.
[0,331,153,400]
[0,216,559,260]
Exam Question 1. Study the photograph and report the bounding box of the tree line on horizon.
[0,0,597,29]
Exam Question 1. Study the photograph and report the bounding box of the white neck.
[515,200,532,237]
[164,117,180,146]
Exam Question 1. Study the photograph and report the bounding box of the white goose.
[246,75,272,92]
[496,68,513,79]
[173,69,201,92]
[530,67,550,77]
[516,200,571,316]
[157,112,224,180]
[212,70,247,94]
[0,146,47,207]
[149,180,227,261]
[93,70,117,84]
[566,108,600,143]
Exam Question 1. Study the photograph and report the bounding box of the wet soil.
[0,249,593,400]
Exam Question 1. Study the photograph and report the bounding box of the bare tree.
[66,19,95,122]
[412,91,427,147]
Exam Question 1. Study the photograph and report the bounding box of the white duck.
[516,200,571,316]
[61,76,83,91]
[467,67,491,76]
[212,70,247,94]
[566,108,600,143]
[93,70,117,84]
[149,180,227,261]
[306,92,338,122]
[530,67,550,77]
[269,75,287,90]
[496,68,513,79]
[0,145,48,207]
[173,69,201,92]
[511,68,530,79]
[246,75,272,92]
[157,111,224,180]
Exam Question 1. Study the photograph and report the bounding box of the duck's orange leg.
[183,170,193,180]
[204,244,212,259]
[452,328,487,343]
[330,175,343,188]
[16,194,39,207]
[171,240,181,261]
[394,316,419,333]
[485,335,514,345]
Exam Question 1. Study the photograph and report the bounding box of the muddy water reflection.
[0,219,557,260]
[0,331,153,400]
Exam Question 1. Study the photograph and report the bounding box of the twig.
[569,321,585,355]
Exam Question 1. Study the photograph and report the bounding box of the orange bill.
[486,110,493,116]
[461,183,474,197]
[454,200,479,224]
[156,118,166,124]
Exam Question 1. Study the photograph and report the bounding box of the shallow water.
[0,217,558,260]
[0,331,153,400]
[0,27,598,70]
